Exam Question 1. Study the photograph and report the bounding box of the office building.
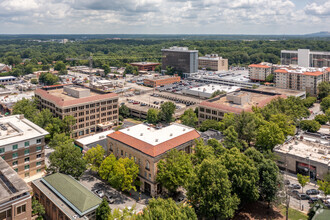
[130,62,160,71]
[143,75,181,87]
[161,46,198,74]
[0,115,49,179]
[274,66,330,96]
[281,49,330,68]
[35,84,119,138]
[248,63,272,82]
[198,54,228,71]
[0,157,32,220]
[198,88,286,123]
[107,123,200,196]
[32,173,102,220]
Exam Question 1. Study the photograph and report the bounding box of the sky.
[0,0,329,35]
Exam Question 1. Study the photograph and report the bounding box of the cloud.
[304,1,330,16]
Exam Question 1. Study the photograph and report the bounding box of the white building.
[75,130,115,153]
[182,84,240,98]
[281,49,330,68]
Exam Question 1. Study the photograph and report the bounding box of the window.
[24,157,29,163]
[13,161,18,166]
[125,152,127,158]
[24,165,29,170]
[0,148,4,154]
[14,168,18,172]
[37,169,42,173]
[37,154,42,159]
[121,150,123,156]
[149,174,151,180]
[36,161,42,166]
[17,204,26,215]
[12,144,18,150]
[12,152,18,159]
[24,141,29,147]
[36,146,42,152]
[24,149,29,155]
[36,139,42,144]
[144,171,147,178]
[24,173,29,178]
[145,161,150,170]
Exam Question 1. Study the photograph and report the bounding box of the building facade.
[130,62,160,71]
[198,54,228,71]
[0,115,49,179]
[281,49,330,68]
[107,124,200,196]
[161,46,198,74]
[248,64,272,82]
[0,157,32,220]
[143,75,181,87]
[35,85,119,138]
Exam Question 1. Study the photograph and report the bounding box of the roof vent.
[170,133,173,136]
[183,128,186,131]
[140,133,143,136]
[127,128,130,131]
[155,139,158,142]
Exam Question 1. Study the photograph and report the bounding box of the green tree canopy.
[320,96,330,112]
[32,197,45,217]
[158,101,176,123]
[48,133,73,148]
[199,119,221,132]
[255,121,285,151]
[39,72,59,85]
[12,98,38,121]
[119,104,130,118]
[180,108,198,127]
[297,174,310,193]
[269,113,295,137]
[222,125,245,150]
[83,145,106,172]
[318,81,330,100]
[300,120,321,133]
[192,139,215,165]
[96,198,111,220]
[146,108,159,124]
[303,97,317,108]
[54,61,66,72]
[315,114,328,125]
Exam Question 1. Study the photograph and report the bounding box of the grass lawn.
[280,205,308,220]
[125,118,143,124]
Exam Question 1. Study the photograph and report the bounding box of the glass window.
[37,139,42,144]
[24,149,29,155]
[36,146,42,152]
[24,157,29,163]
[36,161,42,166]
[14,168,18,172]
[24,141,29,147]
[12,152,18,158]
[0,148,4,154]
[12,144,18,150]
[37,169,42,173]
[24,165,29,170]
[24,173,29,178]
[145,161,150,170]
[37,154,42,159]
[12,161,18,166]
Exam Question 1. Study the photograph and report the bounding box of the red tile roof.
[107,130,200,157]
[274,69,288,73]
[326,67,330,72]
[248,64,271,68]
[303,71,324,76]
[35,88,118,108]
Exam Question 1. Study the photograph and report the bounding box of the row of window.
[116,148,150,170]
[0,140,42,154]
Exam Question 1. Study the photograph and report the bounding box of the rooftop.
[248,64,271,68]
[255,86,306,97]
[108,123,200,157]
[274,66,328,76]
[0,115,49,146]
[161,46,198,53]
[75,130,115,146]
[0,157,31,204]
[188,84,240,94]
[130,62,160,65]
[274,139,330,166]
[33,173,102,218]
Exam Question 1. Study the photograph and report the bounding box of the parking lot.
[156,79,206,95]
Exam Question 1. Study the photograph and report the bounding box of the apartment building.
[107,123,200,196]
[274,67,330,96]
[161,46,198,74]
[35,84,119,138]
[281,49,330,68]
[248,63,272,82]
[143,75,181,87]
[0,115,49,179]
[198,88,286,123]
[32,173,102,220]
[0,157,32,220]
[198,54,228,71]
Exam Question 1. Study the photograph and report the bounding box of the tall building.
[35,84,119,138]
[198,54,228,71]
[274,66,330,96]
[248,63,272,82]
[107,123,200,196]
[32,173,102,220]
[0,157,32,220]
[281,49,330,68]
[161,46,198,74]
[0,115,49,179]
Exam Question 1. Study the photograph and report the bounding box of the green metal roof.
[313,209,330,220]
[42,173,101,216]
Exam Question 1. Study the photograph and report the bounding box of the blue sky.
[0,0,329,34]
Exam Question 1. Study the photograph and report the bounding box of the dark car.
[284,180,290,185]
[289,184,301,189]
[309,197,322,204]
[306,189,319,195]
[296,193,310,200]
[289,190,299,196]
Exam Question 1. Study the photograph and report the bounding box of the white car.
[95,190,104,198]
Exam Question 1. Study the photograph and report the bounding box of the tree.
[62,115,76,134]
[45,117,64,140]
[96,198,111,220]
[270,113,295,137]
[30,78,38,84]
[32,197,45,217]
[315,114,328,125]
[256,122,285,151]
[199,119,221,132]
[146,108,159,124]
[222,125,244,150]
[265,73,274,82]
[124,65,138,75]
[180,108,198,127]
[211,90,225,98]
[12,98,38,121]
[303,97,317,108]
[48,143,87,179]
[137,198,197,220]
[83,145,105,172]
[34,108,54,128]
[154,65,161,73]
[119,104,130,118]
[320,96,330,112]
[99,154,139,191]
[235,111,258,146]
[297,174,310,193]
[317,178,330,200]
[187,159,240,219]
[300,120,321,133]
[158,101,176,123]
[156,149,193,194]
[259,159,280,206]
[102,64,110,75]
[54,61,66,72]
[49,133,72,148]
[317,81,330,100]
[192,139,215,165]
[39,72,59,85]
[207,138,227,156]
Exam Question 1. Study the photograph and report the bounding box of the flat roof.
[0,115,49,146]
[108,123,200,157]
[75,130,115,146]
[130,62,159,65]
[0,157,31,203]
[274,139,330,166]
[161,46,198,53]
[189,84,240,94]
[0,76,16,80]
[255,86,306,97]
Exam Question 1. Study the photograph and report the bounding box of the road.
[308,103,321,120]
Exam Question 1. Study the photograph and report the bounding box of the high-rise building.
[35,84,119,138]
[0,115,49,179]
[161,46,198,74]
[0,157,32,220]
[281,49,330,68]
[248,63,272,82]
[198,54,228,71]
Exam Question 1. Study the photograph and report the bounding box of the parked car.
[133,102,139,105]
[309,197,322,204]
[105,193,115,204]
[289,184,301,189]
[140,103,147,106]
[284,180,290,185]
[94,189,104,198]
[306,189,320,195]
[289,190,299,196]
[296,193,310,200]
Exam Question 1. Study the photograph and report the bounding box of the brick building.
[35,84,119,138]
[0,115,49,179]
[143,75,181,87]
[130,62,160,71]
[0,157,32,220]
[198,54,228,71]
[107,123,200,196]
[248,63,272,82]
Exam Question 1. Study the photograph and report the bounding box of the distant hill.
[304,31,330,37]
